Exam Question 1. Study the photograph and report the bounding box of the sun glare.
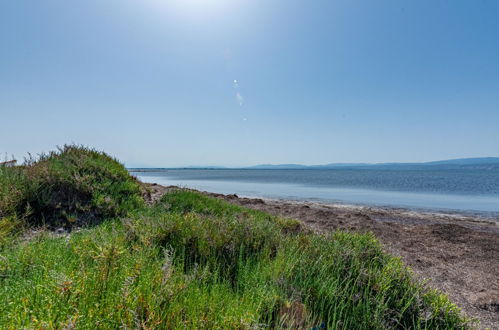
[148,0,236,17]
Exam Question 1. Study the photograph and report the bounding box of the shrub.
[0,145,144,228]
[124,190,295,283]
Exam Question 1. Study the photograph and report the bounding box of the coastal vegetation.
[0,146,469,328]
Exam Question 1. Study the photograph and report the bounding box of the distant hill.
[128,157,499,171]
[245,157,499,170]
[247,164,309,169]
[424,157,499,166]
[128,166,225,172]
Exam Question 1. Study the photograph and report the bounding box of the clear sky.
[1,0,498,167]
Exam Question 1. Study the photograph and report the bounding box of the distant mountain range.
[246,157,499,170]
[129,157,499,171]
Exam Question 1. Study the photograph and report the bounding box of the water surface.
[133,169,499,217]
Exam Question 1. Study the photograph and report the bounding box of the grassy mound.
[0,145,143,230]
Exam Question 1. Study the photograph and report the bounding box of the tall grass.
[0,146,469,328]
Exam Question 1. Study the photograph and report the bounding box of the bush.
[125,190,295,283]
[0,145,144,228]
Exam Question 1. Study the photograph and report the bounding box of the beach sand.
[145,183,499,329]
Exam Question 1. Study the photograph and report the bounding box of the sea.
[132,168,499,218]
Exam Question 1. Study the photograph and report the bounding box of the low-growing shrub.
[0,145,144,228]
[124,190,296,283]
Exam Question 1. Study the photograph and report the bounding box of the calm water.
[134,169,499,216]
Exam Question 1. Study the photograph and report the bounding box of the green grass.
[0,146,469,328]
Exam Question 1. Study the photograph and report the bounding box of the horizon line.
[126,156,499,169]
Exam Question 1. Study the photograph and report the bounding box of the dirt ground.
[146,184,499,329]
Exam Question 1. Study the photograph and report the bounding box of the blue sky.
[1,0,498,167]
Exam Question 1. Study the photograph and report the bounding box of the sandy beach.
[146,183,499,328]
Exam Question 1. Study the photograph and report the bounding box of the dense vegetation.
[0,146,469,328]
[0,145,143,231]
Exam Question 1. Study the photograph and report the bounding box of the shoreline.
[233,194,499,231]
[147,183,499,328]
[133,172,499,220]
